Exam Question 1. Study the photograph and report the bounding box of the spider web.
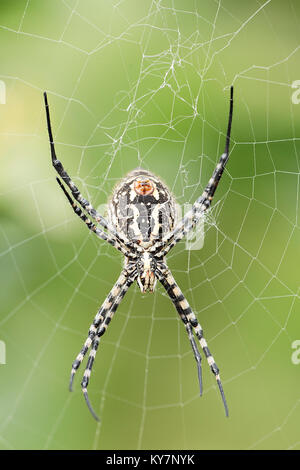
[0,0,300,450]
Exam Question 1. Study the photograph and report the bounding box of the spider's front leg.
[156,265,229,417]
[56,178,136,258]
[44,92,131,250]
[70,266,137,421]
[151,86,234,258]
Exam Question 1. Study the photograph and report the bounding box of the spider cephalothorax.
[135,252,158,293]
[44,86,234,421]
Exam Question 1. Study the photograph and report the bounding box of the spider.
[44,86,233,421]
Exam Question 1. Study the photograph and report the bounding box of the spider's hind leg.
[68,278,125,393]
[180,315,203,396]
[157,267,229,417]
[79,278,134,421]
[80,336,101,422]
[68,272,130,391]
[69,269,137,420]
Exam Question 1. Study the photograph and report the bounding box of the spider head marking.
[133,178,154,196]
[137,252,157,293]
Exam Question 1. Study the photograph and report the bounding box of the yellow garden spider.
[44,86,233,421]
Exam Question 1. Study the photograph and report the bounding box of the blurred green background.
[0,0,300,450]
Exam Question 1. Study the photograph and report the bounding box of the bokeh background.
[0,0,300,450]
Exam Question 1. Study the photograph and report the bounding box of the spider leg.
[56,178,136,258]
[151,86,234,258]
[80,271,137,421]
[44,92,131,248]
[69,269,136,392]
[82,336,101,421]
[69,268,137,420]
[156,267,203,395]
[186,322,203,396]
[157,266,228,417]
[183,317,203,396]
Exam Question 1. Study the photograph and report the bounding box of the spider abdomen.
[108,168,176,245]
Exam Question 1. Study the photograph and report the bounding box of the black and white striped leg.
[151,86,234,258]
[185,322,203,396]
[69,269,137,395]
[44,92,131,249]
[80,272,136,421]
[158,268,229,417]
[56,178,135,258]
[82,336,101,421]
[156,269,202,395]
